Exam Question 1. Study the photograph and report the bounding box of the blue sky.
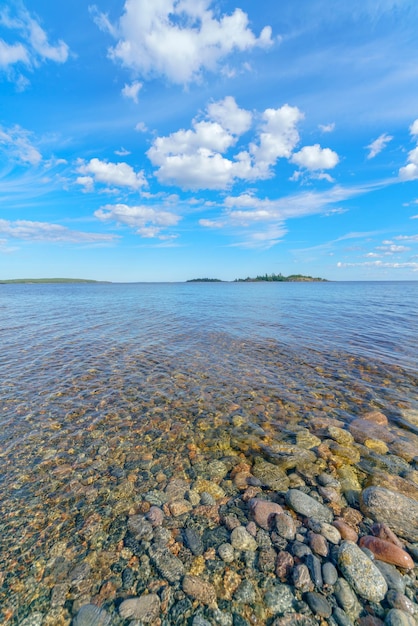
[1,0,418,281]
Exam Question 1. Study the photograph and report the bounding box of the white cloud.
[95,203,181,238]
[0,219,117,243]
[399,146,418,181]
[291,143,339,170]
[319,123,335,133]
[95,0,272,85]
[207,96,252,136]
[121,80,143,103]
[76,158,147,190]
[375,244,410,254]
[0,39,28,67]
[366,133,393,159]
[410,119,418,136]
[135,122,148,133]
[115,147,131,156]
[337,260,418,271]
[0,125,42,165]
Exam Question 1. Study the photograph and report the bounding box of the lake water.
[1,281,417,624]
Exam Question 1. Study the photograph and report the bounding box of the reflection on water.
[0,282,417,624]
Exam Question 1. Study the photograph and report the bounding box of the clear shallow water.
[0,281,417,624]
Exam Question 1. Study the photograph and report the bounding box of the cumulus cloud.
[0,125,42,165]
[0,219,117,243]
[291,144,339,170]
[399,147,418,181]
[337,260,418,271]
[148,99,304,190]
[95,203,181,238]
[76,158,147,190]
[375,243,410,254]
[410,119,418,136]
[0,5,68,83]
[93,0,273,84]
[366,133,393,159]
[121,80,142,103]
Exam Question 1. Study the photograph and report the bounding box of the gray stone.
[285,489,333,523]
[305,553,323,588]
[252,458,290,491]
[387,590,417,616]
[230,526,258,551]
[19,614,44,626]
[234,580,256,604]
[333,578,362,621]
[212,608,234,625]
[218,542,235,563]
[192,616,212,626]
[338,540,388,602]
[184,528,204,556]
[292,564,314,592]
[148,545,185,582]
[360,487,418,543]
[73,604,112,626]
[127,515,154,541]
[332,607,354,626]
[275,513,297,540]
[119,594,160,623]
[385,609,417,626]
[305,592,332,618]
[264,584,295,615]
[322,561,338,586]
[374,561,406,593]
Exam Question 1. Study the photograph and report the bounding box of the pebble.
[183,575,217,607]
[230,526,258,551]
[234,580,256,604]
[145,505,165,527]
[275,550,294,580]
[333,519,359,542]
[274,512,297,540]
[73,604,112,626]
[360,487,418,543]
[252,458,290,491]
[218,542,235,563]
[249,498,283,530]
[371,523,404,549]
[386,589,417,615]
[374,561,406,593]
[119,594,161,622]
[333,578,362,621]
[305,553,323,588]
[338,540,388,602]
[264,584,295,615]
[285,489,333,523]
[292,563,314,592]
[359,536,414,570]
[308,531,329,557]
[19,615,45,626]
[148,545,185,582]
[184,528,204,556]
[323,561,339,586]
[384,609,417,626]
[305,591,332,617]
[332,606,355,626]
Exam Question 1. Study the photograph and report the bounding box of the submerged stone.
[337,540,388,603]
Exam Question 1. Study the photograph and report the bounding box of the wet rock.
[363,411,389,425]
[258,547,277,572]
[333,519,358,542]
[148,545,185,582]
[292,563,314,592]
[371,523,404,549]
[262,442,317,471]
[323,561,339,586]
[73,604,111,626]
[285,489,333,523]
[359,536,414,570]
[349,419,395,444]
[334,578,362,621]
[305,591,332,617]
[275,550,294,580]
[218,542,235,563]
[308,531,329,557]
[332,606,355,626]
[169,499,193,516]
[360,487,418,543]
[292,541,312,559]
[384,609,417,625]
[249,498,283,530]
[358,617,385,626]
[127,515,154,541]
[230,526,258,551]
[194,478,225,499]
[252,458,290,491]
[338,540,388,602]
[165,478,190,502]
[275,512,297,540]
[305,553,323,589]
[19,614,45,626]
[145,505,165,527]
[119,594,161,622]
[308,519,341,544]
[374,561,406,593]
[183,575,217,606]
[264,584,295,615]
[271,614,316,626]
[184,528,204,556]
[386,590,417,615]
[234,580,256,604]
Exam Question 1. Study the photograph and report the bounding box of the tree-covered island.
[234,273,327,282]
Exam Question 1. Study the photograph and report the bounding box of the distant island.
[186,278,223,282]
[234,273,327,282]
[0,278,105,284]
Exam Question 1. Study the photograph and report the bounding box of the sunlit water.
[0,281,417,624]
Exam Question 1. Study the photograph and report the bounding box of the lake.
[1,282,417,624]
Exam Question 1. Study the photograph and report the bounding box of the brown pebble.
[308,531,329,557]
[362,411,389,425]
[242,486,262,502]
[333,519,359,542]
[358,616,385,626]
[249,498,283,530]
[370,522,404,548]
[182,575,217,606]
[340,506,363,529]
[359,536,414,570]
[275,551,294,580]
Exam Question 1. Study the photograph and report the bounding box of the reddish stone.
[371,522,404,548]
[349,418,395,444]
[340,506,363,529]
[248,498,283,530]
[333,519,358,542]
[358,617,385,626]
[359,536,414,570]
[308,531,329,557]
[362,411,389,426]
[275,550,294,580]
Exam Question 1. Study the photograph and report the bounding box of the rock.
[386,589,417,615]
[337,540,388,602]
[371,523,404,549]
[145,505,164,527]
[264,585,295,615]
[349,418,395,444]
[359,536,414,570]
[127,515,153,541]
[249,498,283,530]
[230,526,258,551]
[305,553,323,589]
[275,550,294,580]
[73,604,111,626]
[148,545,185,582]
[292,563,314,592]
[285,489,333,523]
[274,512,297,540]
[329,442,360,465]
[374,561,406,593]
[183,575,217,606]
[308,531,329,557]
[19,614,45,626]
[358,617,385,626]
[360,487,418,543]
[365,471,418,501]
[322,561,338,586]
[332,519,358,543]
[334,578,362,621]
[384,609,417,625]
[271,614,317,626]
[261,442,317,471]
[332,606,355,626]
[363,411,389,425]
[119,594,161,622]
[258,547,277,572]
[305,592,332,617]
[234,580,256,604]
[169,499,193,516]
[314,520,341,544]
[165,478,189,502]
[184,528,204,556]
[194,478,225,499]
[218,542,235,563]
[252,458,290,491]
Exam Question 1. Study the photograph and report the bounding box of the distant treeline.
[234,273,327,282]
[186,278,223,282]
[0,278,103,284]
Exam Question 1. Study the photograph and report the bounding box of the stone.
[165,478,189,502]
[230,526,258,551]
[333,519,358,542]
[349,418,395,444]
[262,443,317,471]
[194,478,226,499]
[252,458,290,491]
[274,512,297,540]
[316,521,341,544]
[334,578,362,621]
[19,615,45,626]
[384,609,417,626]
[234,580,256,604]
[119,594,161,622]
[332,606,355,626]
[264,584,295,615]
[359,536,414,570]
[183,575,217,607]
[249,498,283,530]
[127,515,154,541]
[305,553,323,588]
[184,528,204,556]
[322,561,338,586]
[145,505,164,527]
[292,563,314,592]
[218,542,235,563]
[308,531,329,557]
[337,540,388,602]
[305,592,332,618]
[169,499,193,516]
[360,487,418,543]
[275,550,294,580]
[374,561,406,593]
[371,523,404,549]
[365,471,418,501]
[148,545,185,582]
[271,614,316,626]
[258,547,277,572]
[363,411,389,425]
[358,617,385,626]
[386,589,417,615]
[73,604,111,626]
[285,489,333,523]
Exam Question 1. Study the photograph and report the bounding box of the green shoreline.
[0,278,106,284]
